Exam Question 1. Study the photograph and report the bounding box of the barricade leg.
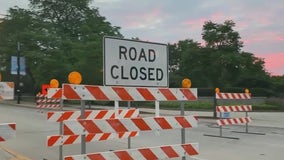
[204,126,240,140]
[204,112,239,139]
[231,112,265,135]
[231,123,265,135]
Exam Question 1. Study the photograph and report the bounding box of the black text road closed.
[104,37,168,87]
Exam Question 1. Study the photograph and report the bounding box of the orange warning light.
[245,88,250,93]
[215,88,220,93]
[50,79,59,88]
[68,71,82,84]
[182,78,191,88]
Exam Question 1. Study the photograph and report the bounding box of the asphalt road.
[0,102,284,160]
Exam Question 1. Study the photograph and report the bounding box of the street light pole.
[17,42,21,104]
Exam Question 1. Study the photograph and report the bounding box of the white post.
[114,100,119,118]
[80,100,86,154]
[155,100,160,117]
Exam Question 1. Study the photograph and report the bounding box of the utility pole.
[17,42,21,104]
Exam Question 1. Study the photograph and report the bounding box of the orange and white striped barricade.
[47,88,62,99]
[49,85,197,101]
[205,93,264,139]
[36,93,61,112]
[215,92,251,99]
[60,83,197,116]
[48,131,139,147]
[62,116,198,135]
[47,109,140,122]
[0,82,14,100]
[218,105,265,136]
[47,109,140,147]
[60,84,198,101]
[63,116,199,160]
[64,143,199,160]
[0,83,16,142]
[0,123,16,142]
[59,84,200,160]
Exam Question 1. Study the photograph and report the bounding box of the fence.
[48,84,200,160]
[204,92,265,139]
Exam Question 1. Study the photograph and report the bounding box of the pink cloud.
[243,31,284,45]
[276,35,284,41]
[258,52,284,76]
[210,12,228,22]
[235,21,249,29]
[182,12,236,31]
[182,18,207,30]
[122,8,164,29]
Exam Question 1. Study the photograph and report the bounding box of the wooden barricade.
[36,93,61,112]
[0,123,16,142]
[0,82,16,142]
[48,84,200,160]
[64,143,199,160]
[63,116,199,160]
[204,92,265,139]
[47,109,140,147]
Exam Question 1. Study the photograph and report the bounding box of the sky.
[1,0,283,76]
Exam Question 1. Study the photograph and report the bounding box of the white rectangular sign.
[11,56,26,75]
[103,37,168,87]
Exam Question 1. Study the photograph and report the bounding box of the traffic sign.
[11,56,26,75]
[103,37,168,87]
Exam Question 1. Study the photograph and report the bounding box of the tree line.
[0,0,283,96]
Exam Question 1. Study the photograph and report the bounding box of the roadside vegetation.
[130,98,284,111]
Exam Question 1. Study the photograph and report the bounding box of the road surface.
[0,102,284,160]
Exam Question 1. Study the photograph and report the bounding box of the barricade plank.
[64,143,199,160]
[36,93,61,110]
[0,82,14,100]
[47,88,62,99]
[61,84,198,101]
[47,131,139,147]
[217,117,252,126]
[47,109,140,122]
[216,105,252,112]
[216,93,251,99]
[63,116,198,135]
[0,123,16,141]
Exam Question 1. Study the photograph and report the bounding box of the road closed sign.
[104,37,168,87]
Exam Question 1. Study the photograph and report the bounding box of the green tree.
[170,20,270,89]
[202,20,243,52]
[270,75,284,96]
[169,39,208,87]
[0,0,122,93]
[200,20,270,88]
[0,7,37,93]
[29,0,122,85]
[235,52,271,88]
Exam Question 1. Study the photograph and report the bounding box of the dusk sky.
[1,0,283,76]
